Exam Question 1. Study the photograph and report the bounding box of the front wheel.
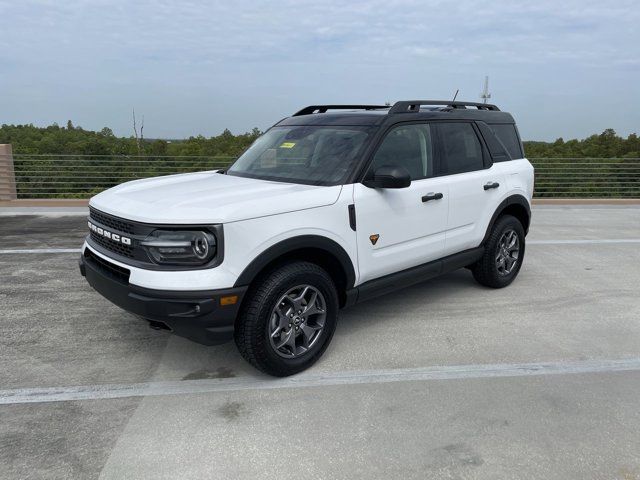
[234,261,339,376]
[472,214,525,288]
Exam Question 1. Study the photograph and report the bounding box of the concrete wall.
[0,144,18,201]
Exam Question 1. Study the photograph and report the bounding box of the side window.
[490,124,524,159]
[477,122,511,162]
[367,124,433,181]
[434,123,484,175]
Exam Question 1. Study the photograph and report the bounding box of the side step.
[346,247,484,305]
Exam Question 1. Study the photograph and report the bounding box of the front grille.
[84,248,130,284]
[88,207,139,259]
[89,207,135,235]
[86,207,222,270]
[89,230,135,258]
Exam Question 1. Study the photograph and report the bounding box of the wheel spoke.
[275,329,294,350]
[306,290,318,309]
[291,286,310,312]
[303,291,325,317]
[300,325,313,348]
[304,304,325,317]
[274,306,290,329]
[285,329,297,352]
[270,326,282,339]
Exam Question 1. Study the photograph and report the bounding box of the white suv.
[79,100,534,376]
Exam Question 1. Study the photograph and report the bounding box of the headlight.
[141,230,217,266]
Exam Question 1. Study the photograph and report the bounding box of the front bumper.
[79,249,247,345]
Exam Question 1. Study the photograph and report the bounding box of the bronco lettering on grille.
[88,221,132,245]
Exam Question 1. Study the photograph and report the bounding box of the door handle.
[422,192,443,202]
[484,182,500,190]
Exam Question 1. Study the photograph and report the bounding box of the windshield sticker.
[279,142,296,149]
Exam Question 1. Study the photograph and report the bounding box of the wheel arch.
[233,235,356,308]
[482,194,531,245]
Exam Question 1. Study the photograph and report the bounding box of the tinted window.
[435,123,484,175]
[228,126,371,185]
[368,124,433,180]
[490,124,523,159]
[477,122,510,162]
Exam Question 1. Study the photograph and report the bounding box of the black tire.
[234,261,339,376]
[472,214,525,288]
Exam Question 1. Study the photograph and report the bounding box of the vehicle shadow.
[129,269,485,382]
[338,269,481,331]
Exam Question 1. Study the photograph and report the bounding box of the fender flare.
[233,235,356,289]
[481,194,531,245]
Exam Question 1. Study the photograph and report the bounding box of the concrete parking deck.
[1,205,639,479]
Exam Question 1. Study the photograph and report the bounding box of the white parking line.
[528,239,640,245]
[2,239,640,255]
[0,248,81,254]
[0,208,88,217]
[2,358,639,405]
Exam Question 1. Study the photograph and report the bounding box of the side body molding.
[233,235,357,290]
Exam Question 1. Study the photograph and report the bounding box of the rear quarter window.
[489,124,524,159]
[477,122,510,162]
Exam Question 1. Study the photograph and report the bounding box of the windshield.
[227,126,372,185]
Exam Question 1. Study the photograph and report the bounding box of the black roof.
[277,100,515,127]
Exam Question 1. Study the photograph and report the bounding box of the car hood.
[90,171,342,224]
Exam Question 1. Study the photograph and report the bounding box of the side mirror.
[364,165,411,189]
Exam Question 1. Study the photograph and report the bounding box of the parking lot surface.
[1,205,640,479]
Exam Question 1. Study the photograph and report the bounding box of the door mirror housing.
[364,165,411,189]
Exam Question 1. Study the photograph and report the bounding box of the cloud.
[1,0,638,139]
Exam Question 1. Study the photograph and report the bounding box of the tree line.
[0,122,262,158]
[1,122,639,158]
[524,129,640,158]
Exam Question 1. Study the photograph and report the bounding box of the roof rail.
[293,105,390,116]
[389,100,500,114]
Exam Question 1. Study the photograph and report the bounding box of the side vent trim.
[348,204,356,231]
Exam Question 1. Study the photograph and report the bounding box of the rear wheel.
[472,214,525,288]
[234,261,339,376]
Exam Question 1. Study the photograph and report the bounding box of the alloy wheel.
[268,285,327,358]
[495,229,520,276]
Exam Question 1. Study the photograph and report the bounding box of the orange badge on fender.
[369,234,380,245]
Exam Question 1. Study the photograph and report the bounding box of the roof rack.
[389,100,500,113]
[293,105,390,116]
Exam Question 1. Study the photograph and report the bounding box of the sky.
[1,0,639,141]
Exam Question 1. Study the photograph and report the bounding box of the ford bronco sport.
[79,100,534,376]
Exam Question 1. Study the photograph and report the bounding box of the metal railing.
[531,158,640,197]
[5,154,640,199]
[11,155,236,198]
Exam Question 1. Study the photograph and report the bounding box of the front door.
[353,123,449,285]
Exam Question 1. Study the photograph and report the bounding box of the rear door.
[433,122,508,256]
[353,123,449,284]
